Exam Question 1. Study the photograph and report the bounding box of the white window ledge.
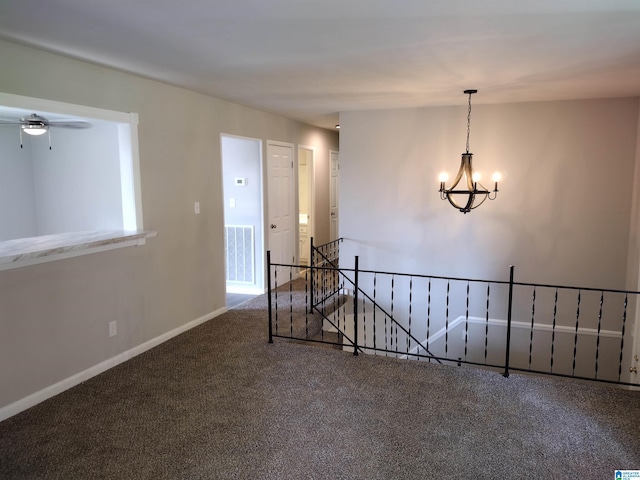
[0,230,157,271]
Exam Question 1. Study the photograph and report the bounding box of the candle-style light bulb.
[492,172,501,192]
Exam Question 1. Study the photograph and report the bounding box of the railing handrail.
[308,262,640,298]
[268,250,639,388]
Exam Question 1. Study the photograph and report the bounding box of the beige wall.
[0,39,338,411]
[339,98,640,381]
[339,97,640,289]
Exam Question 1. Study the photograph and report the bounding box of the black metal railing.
[309,237,342,307]
[267,246,640,388]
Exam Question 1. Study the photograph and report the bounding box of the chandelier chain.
[466,91,472,154]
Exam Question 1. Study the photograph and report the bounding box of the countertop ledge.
[0,230,158,267]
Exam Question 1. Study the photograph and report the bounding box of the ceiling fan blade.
[48,121,93,129]
[0,119,25,125]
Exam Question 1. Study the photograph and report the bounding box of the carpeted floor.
[0,288,639,479]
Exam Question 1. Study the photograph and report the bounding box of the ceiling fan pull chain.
[19,128,23,148]
[48,130,52,150]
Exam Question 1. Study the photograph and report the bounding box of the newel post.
[309,237,315,306]
[353,255,359,356]
[503,265,515,377]
[267,250,273,344]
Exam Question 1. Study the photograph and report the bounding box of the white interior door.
[330,150,339,241]
[267,142,295,284]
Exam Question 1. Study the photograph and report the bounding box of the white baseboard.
[0,307,227,422]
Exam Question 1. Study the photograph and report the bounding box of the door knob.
[271,224,277,229]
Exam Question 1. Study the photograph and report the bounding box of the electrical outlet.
[194,202,200,214]
[109,321,117,337]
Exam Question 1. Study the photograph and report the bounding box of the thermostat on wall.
[234,177,247,186]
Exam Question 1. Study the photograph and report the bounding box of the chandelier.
[439,89,501,213]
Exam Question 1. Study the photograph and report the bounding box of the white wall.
[0,129,37,240]
[31,121,123,235]
[0,38,338,413]
[339,98,639,290]
[0,120,124,239]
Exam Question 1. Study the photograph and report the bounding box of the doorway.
[221,134,264,295]
[298,146,314,266]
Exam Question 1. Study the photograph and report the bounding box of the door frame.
[330,149,340,241]
[297,145,315,265]
[220,133,265,295]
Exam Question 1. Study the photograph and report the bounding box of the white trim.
[329,149,339,241]
[0,307,227,422]
[297,145,315,267]
[221,134,265,293]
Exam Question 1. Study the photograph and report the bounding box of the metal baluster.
[391,275,398,357]
[550,288,558,373]
[362,286,367,350]
[484,283,490,364]
[373,273,377,354]
[391,275,396,356]
[274,265,279,336]
[427,278,431,362]
[618,294,628,382]
[353,256,359,356]
[464,281,470,361]
[267,251,273,343]
[310,238,314,305]
[289,268,293,337]
[528,287,536,370]
[408,277,413,356]
[572,290,581,376]
[594,291,604,379]
[336,268,341,335]
[384,282,388,357]
[445,280,450,358]
[305,269,309,338]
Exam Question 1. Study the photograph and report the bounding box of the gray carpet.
[0,286,639,479]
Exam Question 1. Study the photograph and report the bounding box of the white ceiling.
[0,0,639,130]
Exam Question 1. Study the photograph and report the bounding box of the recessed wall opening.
[0,93,142,243]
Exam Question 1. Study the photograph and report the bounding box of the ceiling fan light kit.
[0,113,93,150]
[438,89,501,214]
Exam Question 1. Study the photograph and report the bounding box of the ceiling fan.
[0,113,93,149]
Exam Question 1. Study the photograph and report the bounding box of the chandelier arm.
[463,156,475,191]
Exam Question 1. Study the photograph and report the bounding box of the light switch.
[230,198,236,208]
[194,201,200,214]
